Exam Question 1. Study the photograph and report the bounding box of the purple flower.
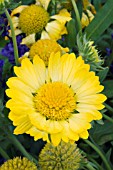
[106,48,112,56]
[0,60,4,81]
[0,12,10,37]
[0,157,5,166]
[0,34,29,64]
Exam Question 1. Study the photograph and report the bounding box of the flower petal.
[46,120,63,134]
[48,52,62,82]
[33,55,46,86]
[26,126,49,141]
[14,58,41,91]
[51,9,71,23]
[29,112,46,130]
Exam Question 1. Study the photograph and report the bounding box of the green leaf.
[90,121,113,145]
[97,67,109,83]
[85,0,113,41]
[102,80,113,98]
[65,19,77,48]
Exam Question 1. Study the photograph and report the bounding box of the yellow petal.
[79,130,89,139]
[61,53,77,85]
[51,133,62,146]
[14,117,32,134]
[6,99,34,114]
[60,121,79,141]
[6,77,33,95]
[11,5,27,17]
[14,58,40,91]
[51,9,72,23]
[12,16,19,29]
[26,126,49,142]
[9,111,31,126]
[21,33,36,46]
[75,72,104,96]
[76,56,90,71]
[77,94,107,104]
[71,68,90,92]
[6,89,33,105]
[29,112,46,130]
[14,29,22,36]
[48,52,62,82]
[41,30,51,39]
[33,55,46,86]
[46,120,63,134]
[69,114,92,133]
[81,12,89,28]
[45,20,67,40]
[76,103,105,112]
[36,0,51,10]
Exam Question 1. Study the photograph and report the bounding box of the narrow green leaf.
[65,19,77,48]
[85,0,113,40]
[97,67,109,83]
[102,80,113,98]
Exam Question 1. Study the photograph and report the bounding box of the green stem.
[102,113,113,123]
[84,139,112,170]
[8,134,38,165]
[5,9,19,66]
[71,0,82,33]
[89,158,104,170]
[104,103,113,113]
[0,146,10,160]
[85,162,96,170]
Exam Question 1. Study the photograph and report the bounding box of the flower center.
[19,5,49,35]
[29,39,61,66]
[34,82,76,121]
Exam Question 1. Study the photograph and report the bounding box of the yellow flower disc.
[29,39,61,66]
[39,141,83,170]
[34,82,76,121]
[19,5,49,35]
[0,157,38,170]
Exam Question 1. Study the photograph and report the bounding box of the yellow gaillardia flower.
[6,52,106,146]
[29,39,69,66]
[81,10,94,29]
[39,141,84,170]
[0,157,38,170]
[11,4,71,45]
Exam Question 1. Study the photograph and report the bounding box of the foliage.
[0,0,113,170]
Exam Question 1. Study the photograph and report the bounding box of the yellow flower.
[39,141,84,170]
[19,39,69,65]
[0,157,37,170]
[81,12,89,28]
[29,39,69,66]
[81,10,94,28]
[6,52,106,146]
[11,4,71,46]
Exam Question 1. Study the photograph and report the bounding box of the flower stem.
[70,0,82,33]
[85,162,96,170]
[102,113,113,123]
[8,134,38,165]
[104,103,113,113]
[90,158,104,170]
[0,146,10,160]
[5,9,19,66]
[84,139,112,170]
